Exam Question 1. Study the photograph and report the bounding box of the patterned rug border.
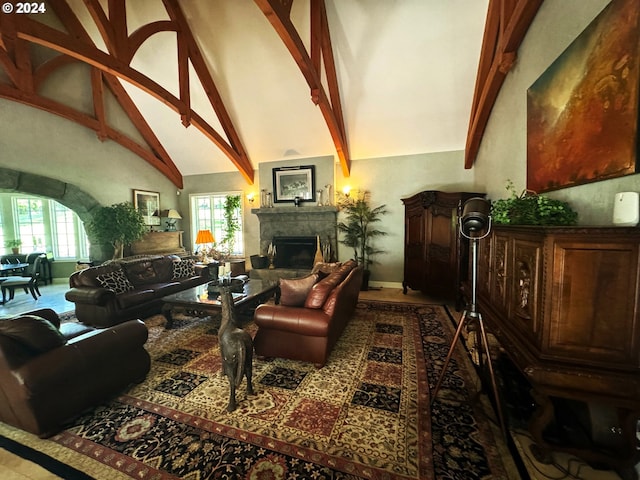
[1,301,508,480]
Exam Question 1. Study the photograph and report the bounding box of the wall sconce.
[342,186,351,197]
[247,193,255,205]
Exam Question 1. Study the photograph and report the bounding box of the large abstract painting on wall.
[527,0,640,193]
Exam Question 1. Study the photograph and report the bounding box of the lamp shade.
[166,209,182,219]
[160,209,182,219]
[195,229,215,244]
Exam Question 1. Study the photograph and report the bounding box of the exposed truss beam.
[0,0,255,186]
[255,0,350,176]
[465,0,543,168]
[0,4,183,187]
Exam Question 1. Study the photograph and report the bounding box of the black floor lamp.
[430,197,507,438]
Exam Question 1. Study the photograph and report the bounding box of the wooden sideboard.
[402,191,484,304]
[128,231,187,256]
[475,225,640,471]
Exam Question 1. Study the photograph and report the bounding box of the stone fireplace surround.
[250,206,338,282]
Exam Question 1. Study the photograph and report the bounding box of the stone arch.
[0,167,109,260]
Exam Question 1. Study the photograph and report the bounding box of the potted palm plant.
[5,239,22,255]
[86,202,147,260]
[337,191,388,290]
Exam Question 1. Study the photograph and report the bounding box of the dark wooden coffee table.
[161,280,276,328]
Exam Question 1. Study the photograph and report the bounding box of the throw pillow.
[279,273,319,307]
[304,272,343,309]
[96,268,134,294]
[0,315,67,354]
[311,262,342,275]
[172,258,196,279]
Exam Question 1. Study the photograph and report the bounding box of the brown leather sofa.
[253,261,363,367]
[66,255,210,327]
[0,308,150,437]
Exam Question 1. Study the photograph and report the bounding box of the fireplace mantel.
[252,206,339,262]
[251,206,338,216]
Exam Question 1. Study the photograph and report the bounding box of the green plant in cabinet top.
[490,180,578,226]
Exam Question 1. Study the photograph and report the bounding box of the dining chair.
[1,255,43,303]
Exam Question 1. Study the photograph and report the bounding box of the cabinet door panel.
[548,241,640,365]
[490,234,510,312]
[477,234,491,298]
[510,239,542,345]
[404,211,425,290]
[425,213,454,297]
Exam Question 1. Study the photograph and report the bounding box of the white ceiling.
[67,0,489,178]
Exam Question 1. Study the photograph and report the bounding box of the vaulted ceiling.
[0,0,541,189]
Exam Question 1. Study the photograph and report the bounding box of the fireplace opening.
[273,236,316,269]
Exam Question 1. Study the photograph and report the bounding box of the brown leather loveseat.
[66,255,209,327]
[253,260,363,367]
[0,308,150,437]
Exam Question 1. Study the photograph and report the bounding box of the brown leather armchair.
[0,308,151,437]
[253,261,363,367]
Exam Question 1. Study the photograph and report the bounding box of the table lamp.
[195,229,215,262]
[163,209,182,231]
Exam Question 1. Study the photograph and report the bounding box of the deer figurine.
[218,286,254,412]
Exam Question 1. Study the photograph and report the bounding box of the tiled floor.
[0,280,75,318]
[0,280,635,479]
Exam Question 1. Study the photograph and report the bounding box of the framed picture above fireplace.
[273,165,316,203]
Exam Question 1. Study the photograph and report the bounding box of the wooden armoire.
[402,191,484,303]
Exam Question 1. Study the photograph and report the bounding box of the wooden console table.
[474,225,640,474]
[129,231,186,256]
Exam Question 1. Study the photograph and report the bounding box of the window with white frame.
[190,192,244,256]
[14,197,46,252]
[0,209,4,253]
[2,195,89,259]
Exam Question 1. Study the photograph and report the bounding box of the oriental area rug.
[0,301,510,479]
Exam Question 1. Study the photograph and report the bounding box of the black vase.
[361,269,371,291]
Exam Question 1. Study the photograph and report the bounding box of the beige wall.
[475,0,640,225]
[0,99,181,210]
[335,151,479,286]
[182,151,480,286]
[1,0,634,283]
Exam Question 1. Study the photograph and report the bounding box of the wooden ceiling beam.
[102,72,183,183]
[126,21,175,64]
[318,1,345,147]
[162,0,253,182]
[255,0,350,176]
[91,67,107,141]
[0,83,183,186]
[2,0,255,185]
[465,0,543,168]
[8,6,252,184]
[49,0,183,187]
[0,1,184,187]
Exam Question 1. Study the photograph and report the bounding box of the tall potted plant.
[221,194,242,257]
[86,202,147,260]
[337,192,388,290]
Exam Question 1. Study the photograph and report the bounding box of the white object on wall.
[613,192,639,226]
